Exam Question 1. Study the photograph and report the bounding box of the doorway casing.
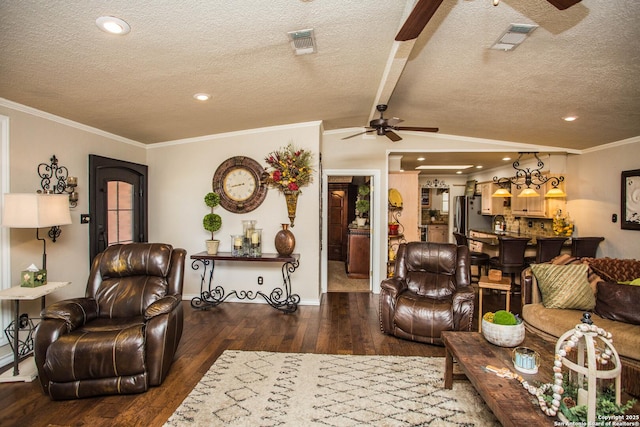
[321,169,381,294]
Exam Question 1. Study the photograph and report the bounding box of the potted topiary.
[356,184,370,227]
[355,199,370,227]
[203,192,222,254]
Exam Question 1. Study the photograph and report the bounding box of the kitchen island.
[468,229,571,258]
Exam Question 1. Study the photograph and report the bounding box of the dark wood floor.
[0,291,635,426]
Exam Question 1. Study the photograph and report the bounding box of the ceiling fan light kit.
[342,104,438,142]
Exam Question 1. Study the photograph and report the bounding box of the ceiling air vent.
[287,29,317,55]
[490,23,538,51]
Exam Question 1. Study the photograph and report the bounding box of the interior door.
[328,185,348,261]
[89,155,148,262]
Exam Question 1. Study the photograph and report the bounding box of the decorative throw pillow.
[595,281,640,325]
[531,263,596,310]
[548,254,604,293]
[586,257,640,283]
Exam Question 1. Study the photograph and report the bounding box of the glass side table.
[0,281,71,383]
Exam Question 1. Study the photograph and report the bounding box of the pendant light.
[492,152,565,198]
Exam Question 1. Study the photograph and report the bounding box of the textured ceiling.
[1,0,639,150]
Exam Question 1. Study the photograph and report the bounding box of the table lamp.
[1,193,72,270]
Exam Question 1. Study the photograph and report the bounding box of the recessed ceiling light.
[476,165,483,169]
[96,16,131,35]
[417,157,425,161]
[563,115,578,122]
[193,93,211,101]
[502,157,511,161]
[456,171,463,174]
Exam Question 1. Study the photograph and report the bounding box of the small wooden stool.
[478,275,512,332]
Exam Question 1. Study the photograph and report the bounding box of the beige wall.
[566,139,640,259]
[0,102,147,362]
[0,103,146,303]
[146,122,322,303]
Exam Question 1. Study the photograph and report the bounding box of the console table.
[190,252,300,313]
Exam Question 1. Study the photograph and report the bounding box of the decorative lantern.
[554,313,621,424]
[529,313,625,423]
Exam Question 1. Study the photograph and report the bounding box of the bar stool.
[524,236,568,265]
[453,232,490,283]
[489,236,531,292]
[571,237,605,258]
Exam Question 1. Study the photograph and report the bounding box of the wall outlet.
[527,220,533,228]
[540,223,545,229]
[257,276,263,285]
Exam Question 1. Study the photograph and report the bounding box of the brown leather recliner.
[380,242,474,345]
[34,243,186,400]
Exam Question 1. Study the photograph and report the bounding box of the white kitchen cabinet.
[480,182,506,215]
[511,190,545,217]
[427,224,448,243]
[511,176,566,218]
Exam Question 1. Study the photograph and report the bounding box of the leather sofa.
[380,242,474,345]
[522,255,640,397]
[34,243,186,400]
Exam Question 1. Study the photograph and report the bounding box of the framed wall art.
[621,169,640,230]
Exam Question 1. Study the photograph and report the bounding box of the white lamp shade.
[1,193,72,228]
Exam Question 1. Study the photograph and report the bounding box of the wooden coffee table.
[442,331,556,427]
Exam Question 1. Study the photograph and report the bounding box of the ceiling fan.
[395,0,582,42]
[342,104,438,142]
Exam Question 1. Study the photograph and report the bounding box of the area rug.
[164,350,499,426]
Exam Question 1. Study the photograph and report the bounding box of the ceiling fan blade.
[341,129,374,140]
[387,117,404,126]
[394,126,439,133]
[395,0,444,41]
[546,0,582,10]
[385,130,402,142]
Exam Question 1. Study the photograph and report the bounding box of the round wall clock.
[212,156,268,213]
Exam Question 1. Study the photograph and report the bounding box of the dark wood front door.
[89,155,148,263]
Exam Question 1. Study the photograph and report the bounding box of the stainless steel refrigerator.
[454,195,492,235]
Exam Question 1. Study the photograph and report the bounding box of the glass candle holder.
[242,220,256,256]
[231,235,243,257]
[250,229,262,257]
[512,347,540,374]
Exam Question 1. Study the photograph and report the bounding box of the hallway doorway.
[321,170,380,294]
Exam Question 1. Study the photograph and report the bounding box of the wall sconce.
[37,155,78,241]
[37,155,78,207]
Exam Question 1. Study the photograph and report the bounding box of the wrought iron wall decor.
[493,152,564,197]
[422,178,448,188]
[37,154,77,241]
